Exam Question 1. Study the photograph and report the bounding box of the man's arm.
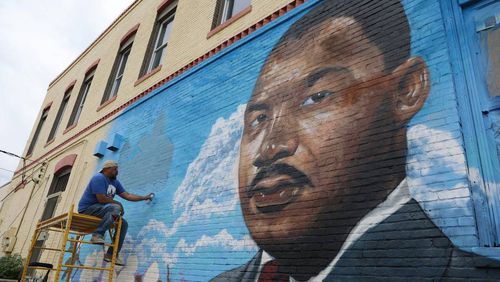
[118,192,152,202]
[95,194,124,213]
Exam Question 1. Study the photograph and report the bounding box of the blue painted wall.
[73,0,500,281]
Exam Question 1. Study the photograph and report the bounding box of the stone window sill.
[97,95,117,112]
[135,65,162,87]
[207,5,252,39]
[44,138,55,148]
[63,123,77,135]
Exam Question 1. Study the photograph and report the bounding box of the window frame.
[26,106,50,156]
[47,87,72,142]
[40,168,71,221]
[149,15,173,71]
[67,69,96,128]
[140,3,177,77]
[102,38,134,104]
[212,0,251,29]
[440,0,500,248]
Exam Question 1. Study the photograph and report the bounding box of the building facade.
[1,0,499,281]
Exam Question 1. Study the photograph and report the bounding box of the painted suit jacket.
[210,199,500,281]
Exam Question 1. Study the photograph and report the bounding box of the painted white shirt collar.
[256,179,412,282]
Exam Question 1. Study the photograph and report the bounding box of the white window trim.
[109,41,133,98]
[148,10,176,72]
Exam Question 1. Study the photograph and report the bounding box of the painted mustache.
[247,163,313,211]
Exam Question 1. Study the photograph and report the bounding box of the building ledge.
[207,5,253,39]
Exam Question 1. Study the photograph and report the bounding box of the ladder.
[20,204,122,282]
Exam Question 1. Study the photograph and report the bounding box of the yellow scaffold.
[20,204,122,282]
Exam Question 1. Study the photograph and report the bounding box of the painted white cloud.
[168,104,246,238]
[124,106,256,274]
[175,229,256,256]
[406,124,475,246]
[173,104,246,214]
[407,124,469,197]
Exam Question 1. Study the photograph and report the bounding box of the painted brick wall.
[68,0,500,281]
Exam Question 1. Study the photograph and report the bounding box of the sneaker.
[104,254,125,266]
[90,234,105,245]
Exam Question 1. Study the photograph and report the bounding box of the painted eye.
[250,113,268,128]
[301,90,334,107]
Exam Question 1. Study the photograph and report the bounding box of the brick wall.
[70,0,500,281]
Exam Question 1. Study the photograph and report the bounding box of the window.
[29,168,71,271]
[456,0,500,246]
[26,106,50,156]
[47,87,72,142]
[212,0,251,28]
[141,4,176,76]
[103,38,134,103]
[67,69,95,128]
[40,169,71,221]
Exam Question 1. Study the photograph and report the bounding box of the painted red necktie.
[258,260,290,282]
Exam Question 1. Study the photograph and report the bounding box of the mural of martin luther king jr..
[212,0,500,281]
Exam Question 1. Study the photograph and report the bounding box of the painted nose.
[253,114,299,168]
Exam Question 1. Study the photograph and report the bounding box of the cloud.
[169,104,246,235]
[406,124,476,245]
[173,104,246,213]
[124,106,256,272]
[0,0,134,186]
[175,229,256,256]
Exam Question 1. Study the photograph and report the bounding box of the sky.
[0,0,135,187]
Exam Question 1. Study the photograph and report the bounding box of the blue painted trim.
[93,141,108,158]
[107,133,124,152]
[440,0,498,246]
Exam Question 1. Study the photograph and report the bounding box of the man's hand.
[144,193,154,201]
[119,192,154,202]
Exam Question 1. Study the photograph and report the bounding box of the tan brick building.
[2,0,500,281]
[0,0,297,279]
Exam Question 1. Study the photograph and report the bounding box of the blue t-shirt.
[78,173,126,212]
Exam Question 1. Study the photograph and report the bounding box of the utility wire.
[0,160,46,206]
[0,167,15,173]
[0,149,46,168]
[0,149,25,160]
[0,162,46,238]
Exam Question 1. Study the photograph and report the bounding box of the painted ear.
[391,57,430,122]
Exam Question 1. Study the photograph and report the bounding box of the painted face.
[238,17,424,258]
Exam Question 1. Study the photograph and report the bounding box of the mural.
[74,0,500,281]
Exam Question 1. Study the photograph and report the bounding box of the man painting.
[78,160,153,266]
[212,0,500,280]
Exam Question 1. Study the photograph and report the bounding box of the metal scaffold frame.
[20,204,122,282]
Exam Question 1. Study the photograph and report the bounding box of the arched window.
[31,154,76,266]
[40,168,71,221]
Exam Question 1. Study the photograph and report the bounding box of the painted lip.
[248,163,313,212]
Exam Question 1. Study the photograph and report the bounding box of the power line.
[0,149,45,167]
[0,149,26,160]
[0,160,46,203]
[0,161,47,239]
[0,167,15,173]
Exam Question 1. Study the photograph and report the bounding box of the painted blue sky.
[73,0,484,280]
